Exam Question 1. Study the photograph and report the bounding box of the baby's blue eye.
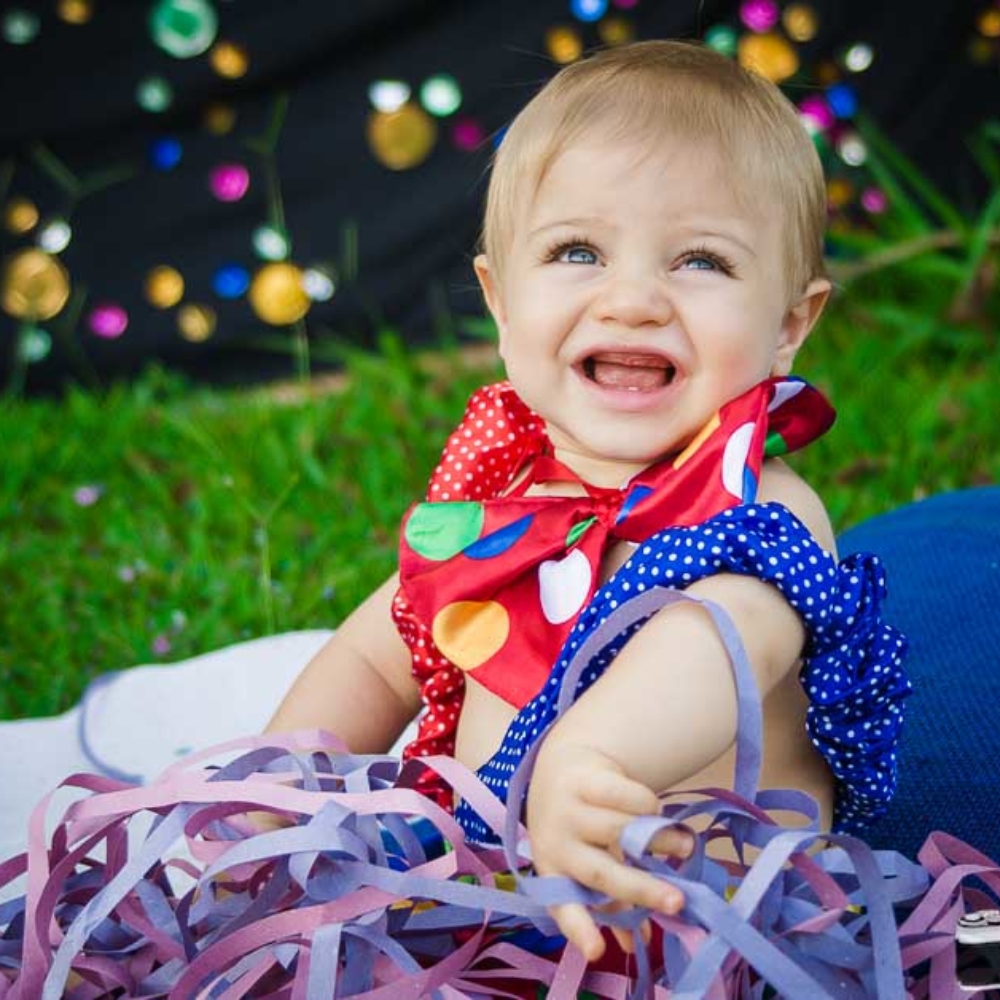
[561,246,598,265]
[679,249,735,274]
[683,255,717,270]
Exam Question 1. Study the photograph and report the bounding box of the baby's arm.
[266,573,421,754]
[527,467,835,959]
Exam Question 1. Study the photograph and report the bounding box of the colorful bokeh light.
[203,103,237,135]
[420,75,462,118]
[302,267,336,302]
[145,266,185,308]
[704,24,738,57]
[248,262,311,325]
[137,76,174,113]
[149,0,218,59]
[57,0,94,25]
[545,25,584,64]
[2,8,40,45]
[88,303,129,339]
[861,187,888,214]
[209,163,250,202]
[369,80,411,114]
[826,83,858,119]
[844,43,874,72]
[799,95,835,133]
[177,303,217,341]
[598,16,636,46]
[738,32,799,82]
[252,224,291,262]
[209,40,248,78]
[212,263,250,298]
[739,0,779,33]
[149,137,183,171]
[18,326,52,363]
[570,0,608,23]
[451,117,485,152]
[4,197,39,235]
[782,4,818,42]
[0,249,70,321]
[37,218,72,254]
[367,105,438,170]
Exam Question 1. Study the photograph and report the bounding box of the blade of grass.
[459,314,498,340]
[341,219,359,283]
[77,162,139,199]
[982,120,1000,144]
[958,185,1000,295]
[968,132,1000,189]
[856,114,967,234]
[859,151,933,238]
[29,142,80,199]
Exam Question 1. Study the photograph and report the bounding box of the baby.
[268,39,908,963]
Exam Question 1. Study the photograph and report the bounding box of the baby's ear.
[473,255,508,346]
[773,278,832,376]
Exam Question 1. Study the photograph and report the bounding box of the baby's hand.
[525,740,693,961]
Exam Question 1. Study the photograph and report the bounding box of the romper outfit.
[391,378,910,842]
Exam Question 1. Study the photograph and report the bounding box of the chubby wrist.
[534,730,627,781]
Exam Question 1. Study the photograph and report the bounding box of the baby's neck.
[547,447,660,491]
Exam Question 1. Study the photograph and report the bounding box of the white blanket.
[0,630,416,862]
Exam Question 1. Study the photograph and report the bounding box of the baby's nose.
[596,272,673,328]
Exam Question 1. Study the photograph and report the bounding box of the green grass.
[0,342,495,718]
[2,289,997,722]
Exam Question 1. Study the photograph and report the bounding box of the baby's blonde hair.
[481,40,827,299]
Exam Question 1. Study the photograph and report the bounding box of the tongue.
[589,354,671,391]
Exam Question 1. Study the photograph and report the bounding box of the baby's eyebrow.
[527,216,608,240]
[692,229,758,258]
[526,217,760,258]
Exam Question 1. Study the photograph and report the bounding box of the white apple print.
[538,548,593,624]
[722,422,755,500]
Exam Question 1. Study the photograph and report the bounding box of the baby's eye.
[683,255,717,270]
[546,240,599,265]
[562,246,598,265]
[678,249,734,274]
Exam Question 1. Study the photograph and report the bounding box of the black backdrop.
[0,0,994,393]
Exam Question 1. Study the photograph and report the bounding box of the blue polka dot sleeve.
[455,503,911,844]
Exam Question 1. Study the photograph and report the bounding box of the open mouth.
[581,352,677,392]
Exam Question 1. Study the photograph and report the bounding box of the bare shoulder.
[756,459,837,556]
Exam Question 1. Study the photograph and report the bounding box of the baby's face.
[476,137,815,487]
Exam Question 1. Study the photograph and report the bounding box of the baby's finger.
[568,844,685,915]
[551,901,606,962]
[640,823,697,860]
[609,923,633,955]
[587,886,651,957]
[572,804,657,850]
[593,813,695,861]
[578,769,660,816]
[608,917,651,955]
